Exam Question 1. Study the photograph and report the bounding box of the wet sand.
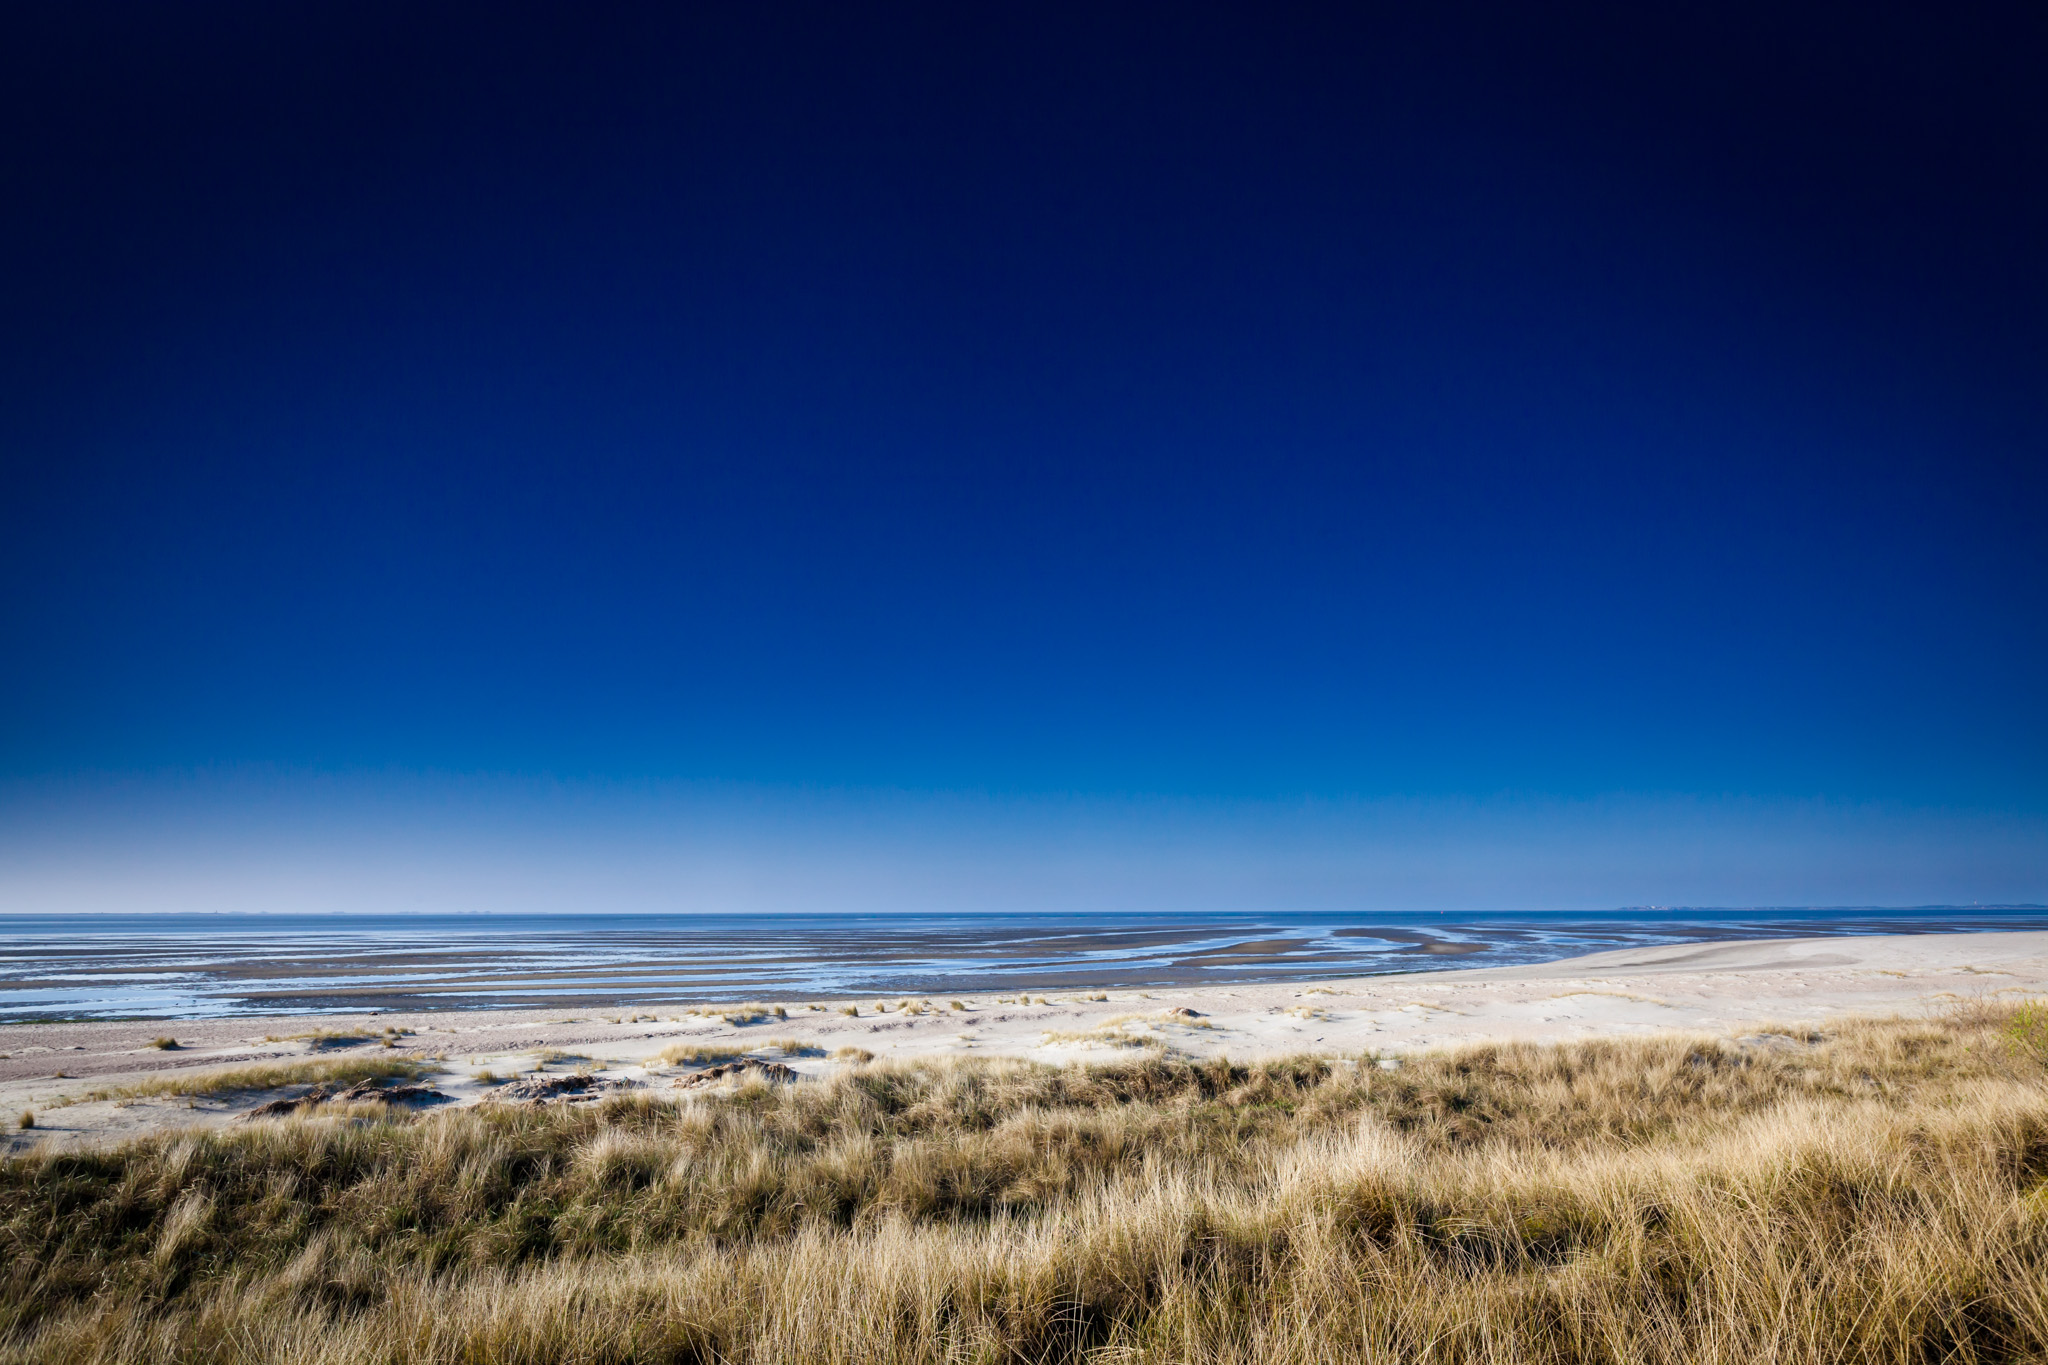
[5,929,2044,1152]
[10,908,2045,1018]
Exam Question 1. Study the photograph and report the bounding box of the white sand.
[6,930,2044,1152]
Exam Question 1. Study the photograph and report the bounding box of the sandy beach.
[6,928,2045,1152]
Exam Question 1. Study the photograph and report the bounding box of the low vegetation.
[76,1057,432,1103]
[679,1003,787,1026]
[3,1006,2047,1362]
[651,1043,745,1067]
[764,1038,826,1057]
[1038,1025,1162,1049]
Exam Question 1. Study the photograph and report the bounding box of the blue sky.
[4,775,2043,915]
[1,1,2043,911]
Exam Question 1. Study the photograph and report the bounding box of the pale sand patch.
[4,930,2045,1151]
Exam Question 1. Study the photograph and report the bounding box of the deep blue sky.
[2,2,2045,910]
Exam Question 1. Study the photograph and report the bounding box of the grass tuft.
[261,1029,380,1050]
[654,1043,745,1067]
[2006,997,2048,1061]
[79,1057,432,1102]
[764,1038,825,1057]
[1040,1028,1164,1050]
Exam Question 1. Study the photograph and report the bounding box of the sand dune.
[6,929,2044,1151]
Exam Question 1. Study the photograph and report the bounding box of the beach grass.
[2,1004,2047,1362]
[1038,1023,1163,1049]
[651,1042,746,1066]
[76,1057,433,1103]
[681,1002,787,1026]
[764,1038,826,1057]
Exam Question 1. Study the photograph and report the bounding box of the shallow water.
[1,906,2044,1020]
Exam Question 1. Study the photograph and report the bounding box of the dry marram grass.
[651,1043,744,1067]
[77,1057,432,1103]
[2,1005,2047,1363]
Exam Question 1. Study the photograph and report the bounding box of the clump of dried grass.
[1039,1024,1164,1050]
[76,1057,433,1103]
[262,1029,373,1050]
[714,1003,786,1025]
[652,1043,744,1066]
[764,1039,825,1057]
[5,1007,2048,1364]
[675,1003,787,1026]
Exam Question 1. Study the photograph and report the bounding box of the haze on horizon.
[2,1,2043,914]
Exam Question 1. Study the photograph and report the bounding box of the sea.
[0,906,2045,1021]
